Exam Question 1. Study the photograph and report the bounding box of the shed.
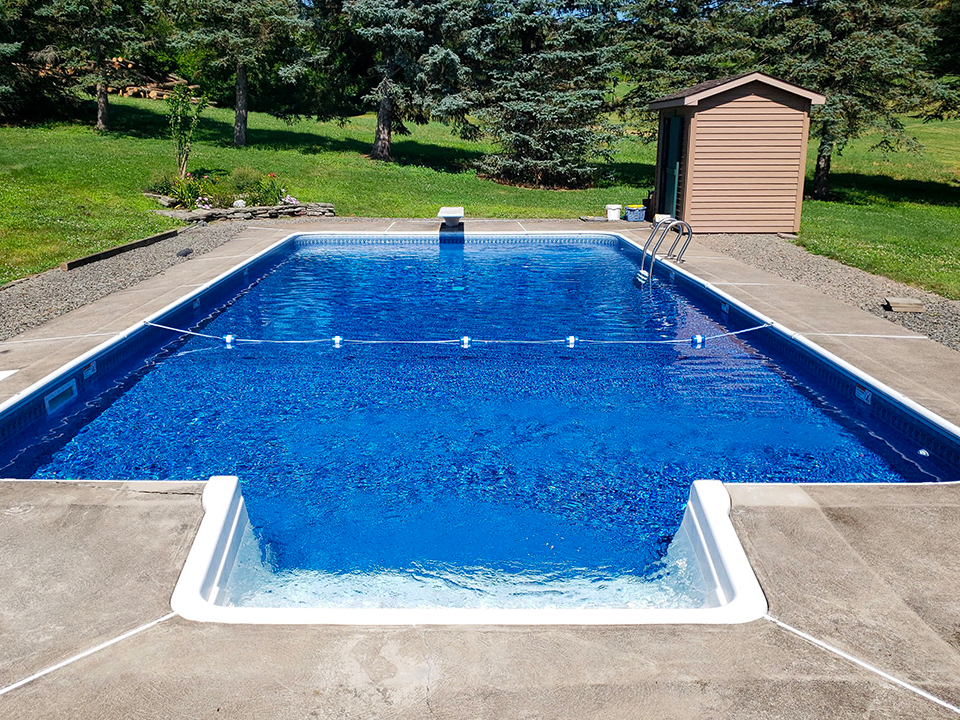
[648,72,825,233]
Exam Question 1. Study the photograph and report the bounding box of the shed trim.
[648,72,826,111]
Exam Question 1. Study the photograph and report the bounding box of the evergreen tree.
[0,0,22,115]
[163,0,310,146]
[343,0,479,160]
[35,0,145,131]
[472,0,621,187]
[620,0,757,136]
[931,0,960,78]
[758,0,957,199]
[259,0,372,123]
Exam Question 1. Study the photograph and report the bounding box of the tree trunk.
[96,82,109,132]
[234,62,248,147]
[812,134,833,200]
[370,80,393,161]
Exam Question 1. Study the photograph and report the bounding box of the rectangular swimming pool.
[2,232,958,624]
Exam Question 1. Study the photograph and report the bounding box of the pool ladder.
[634,218,693,287]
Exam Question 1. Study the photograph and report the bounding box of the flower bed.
[147,168,302,210]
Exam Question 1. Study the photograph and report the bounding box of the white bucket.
[605,204,622,221]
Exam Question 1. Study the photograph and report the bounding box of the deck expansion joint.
[765,614,960,716]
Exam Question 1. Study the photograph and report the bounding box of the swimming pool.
[2,232,958,624]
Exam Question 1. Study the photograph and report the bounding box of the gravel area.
[0,216,400,341]
[3,222,960,355]
[696,233,960,353]
[0,221,248,340]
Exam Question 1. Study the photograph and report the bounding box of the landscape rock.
[154,202,335,222]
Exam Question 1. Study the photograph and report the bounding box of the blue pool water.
[4,237,952,608]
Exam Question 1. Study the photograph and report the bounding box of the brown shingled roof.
[648,72,825,110]
[650,73,755,105]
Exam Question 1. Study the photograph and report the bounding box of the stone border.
[155,202,335,223]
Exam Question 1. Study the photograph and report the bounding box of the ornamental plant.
[246,174,287,206]
[155,168,298,209]
[169,173,212,208]
[167,85,209,178]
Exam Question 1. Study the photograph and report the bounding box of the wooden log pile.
[30,58,207,102]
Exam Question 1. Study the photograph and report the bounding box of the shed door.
[660,115,684,217]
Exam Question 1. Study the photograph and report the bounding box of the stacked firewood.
[32,58,205,101]
[106,59,201,100]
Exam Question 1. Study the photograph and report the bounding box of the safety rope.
[145,321,774,349]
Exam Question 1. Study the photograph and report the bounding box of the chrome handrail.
[665,220,693,262]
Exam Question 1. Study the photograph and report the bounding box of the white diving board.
[438,206,464,227]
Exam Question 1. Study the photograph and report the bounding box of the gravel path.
[3,222,959,355]
[696,233,960,353]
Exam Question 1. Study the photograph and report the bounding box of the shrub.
[210,187,239,208]
[230,166,263,192]
[146,170,178,195]
[246,173,286,206]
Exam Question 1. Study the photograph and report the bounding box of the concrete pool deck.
[1,219,960,718]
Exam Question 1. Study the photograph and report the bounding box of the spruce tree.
[164,0,309,146]
[35,0,144,131]
[473,0,621,187]
[343,0,478,160]
[620,0,757,136]
[0,0,25,119]
[758,0,957,199]
[931,0,960,79]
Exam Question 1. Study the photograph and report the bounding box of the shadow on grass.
[106,102,485,173]
[103,101,658,186]
[601,160,656,189]
[805,173,960,207]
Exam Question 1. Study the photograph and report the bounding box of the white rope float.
[145,321,775,350]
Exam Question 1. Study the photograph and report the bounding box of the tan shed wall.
[684,82,810,233]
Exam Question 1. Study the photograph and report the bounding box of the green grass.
[799,118,960,299]
[1,97,959,298]
[0,97,654,284]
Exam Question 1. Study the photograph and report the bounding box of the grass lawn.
[0,97,958,298]
[799,118,960,299]
[0,97,654,284]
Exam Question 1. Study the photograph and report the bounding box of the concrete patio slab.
[0,481,203,688]
[2,481,960,718]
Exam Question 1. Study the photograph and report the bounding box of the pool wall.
[170,475,768,624]
[634,246,960,470]
[3,229,960,625]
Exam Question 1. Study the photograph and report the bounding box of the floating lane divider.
[145,321,774,349]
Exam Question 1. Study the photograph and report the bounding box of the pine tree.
[343,0,478,160]
[758,0,958,199]
[620,0,758,136]
[35,0,145,131]
[163,0,310,146]
[472,0,621,187]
